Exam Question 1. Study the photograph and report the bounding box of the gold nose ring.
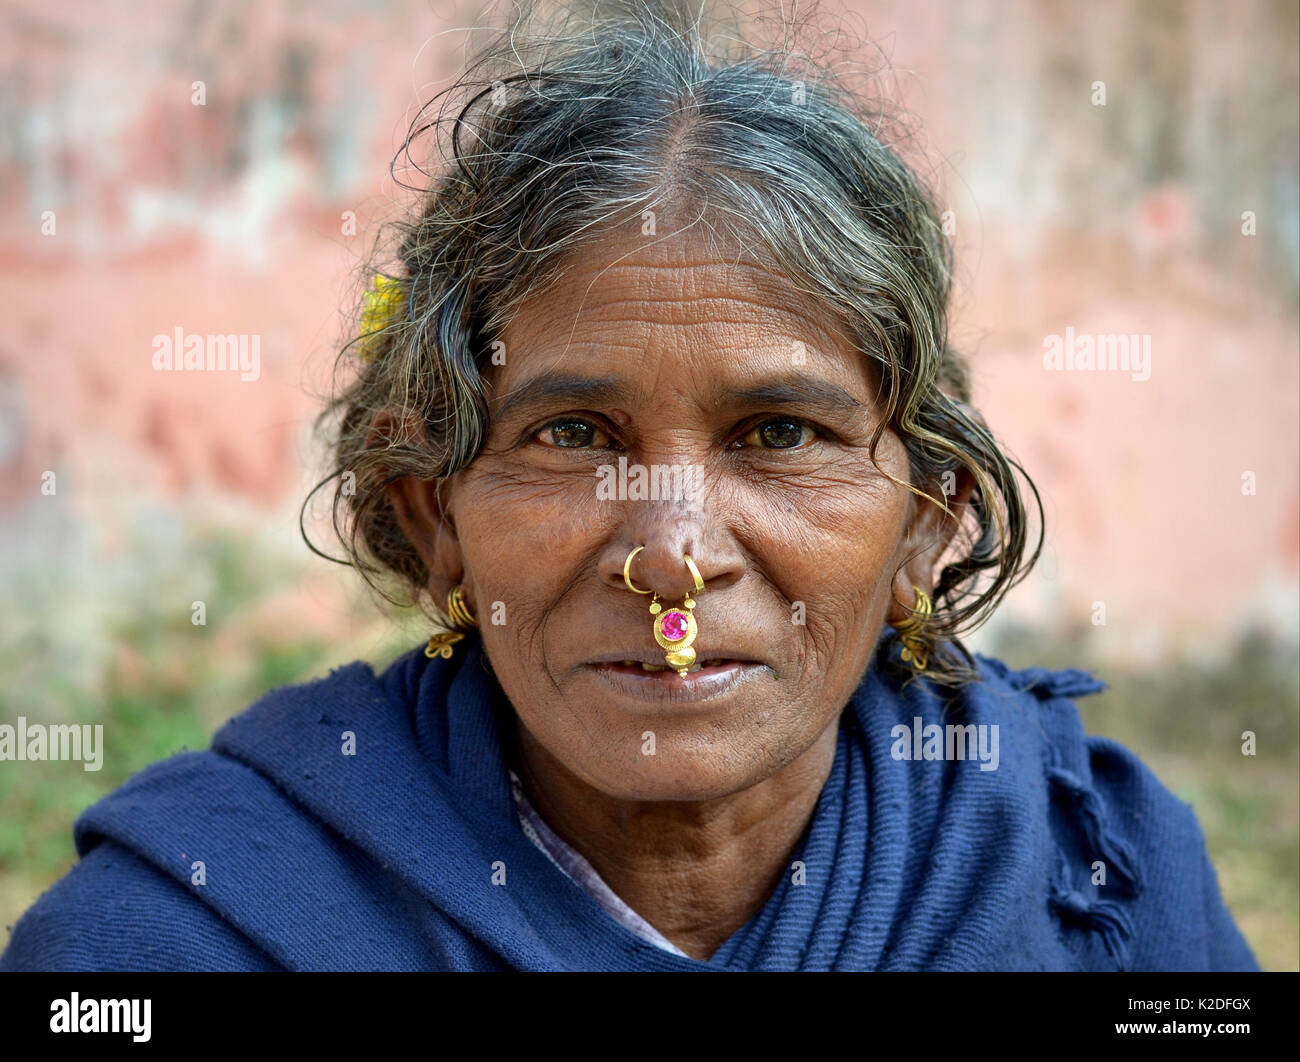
[623,545,652,594]
[623,546,705,676]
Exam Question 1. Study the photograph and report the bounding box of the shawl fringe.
[1048,875,1137,969]
[978,654,1144,968]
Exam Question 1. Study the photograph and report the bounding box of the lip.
[583,655,771,704]
[585,649,764,668]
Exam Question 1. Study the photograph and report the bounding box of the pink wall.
[1,0,1296,662]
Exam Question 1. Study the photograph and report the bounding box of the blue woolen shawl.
[1,633,1258,971]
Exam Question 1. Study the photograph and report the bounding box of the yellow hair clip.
[358,273,405,361]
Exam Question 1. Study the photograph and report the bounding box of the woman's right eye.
[532,417,611,449]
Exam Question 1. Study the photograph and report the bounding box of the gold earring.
[893,586,933,672]
[624,546,705,677]
[445,584,478,630]
[425,584,478,659]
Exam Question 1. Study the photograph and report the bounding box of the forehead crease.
[577,251,777,278]
[524,249,827,317]
[512,293,843,352]
[498,247,858,382]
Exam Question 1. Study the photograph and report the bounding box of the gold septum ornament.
[425,584,478,659]
[623,546,706,677]
[893,585,933,671]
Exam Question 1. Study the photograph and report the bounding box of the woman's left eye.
[532,417,612,449]
[738,418,819,450]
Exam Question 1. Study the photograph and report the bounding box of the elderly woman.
[1,0,1257,971]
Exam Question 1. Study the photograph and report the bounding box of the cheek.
[738,449,911,667]
[454,462,613,580]
[448,462,618,668]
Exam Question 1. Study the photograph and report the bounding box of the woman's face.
[428,221,933,802]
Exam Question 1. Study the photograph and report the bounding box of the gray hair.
[307,0,1043,688]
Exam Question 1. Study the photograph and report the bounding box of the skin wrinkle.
[389,217,953,959]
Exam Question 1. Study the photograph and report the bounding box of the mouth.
[598,657,747,675]
[583,652,771,704]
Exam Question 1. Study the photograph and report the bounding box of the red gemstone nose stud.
[623,546,706,677]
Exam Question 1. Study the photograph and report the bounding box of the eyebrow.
[490,370,866,422]
[722,379,866,415]
[491,374,632,422]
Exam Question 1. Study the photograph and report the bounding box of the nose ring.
[623,546,706,676]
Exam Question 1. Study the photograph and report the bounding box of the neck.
[510,717,841,960]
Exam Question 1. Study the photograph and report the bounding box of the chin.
[569,731,773,803]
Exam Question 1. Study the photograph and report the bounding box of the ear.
[366,409,465,606]
[886,467,977,624]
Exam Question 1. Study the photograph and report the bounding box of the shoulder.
[2,745,296,970]
[2,649,454,972]
[208,647,442,761]
[1,838,278,971]
[972,652,1258,971]
[1,657,404,973]
[212,656,393,741]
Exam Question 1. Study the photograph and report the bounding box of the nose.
[601,510,744,599]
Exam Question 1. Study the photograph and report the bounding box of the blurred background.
[0,0,1296,968]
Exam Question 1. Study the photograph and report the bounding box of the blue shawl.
[1,633,1257,971]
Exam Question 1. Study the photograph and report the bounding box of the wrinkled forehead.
[494,218,865,384]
